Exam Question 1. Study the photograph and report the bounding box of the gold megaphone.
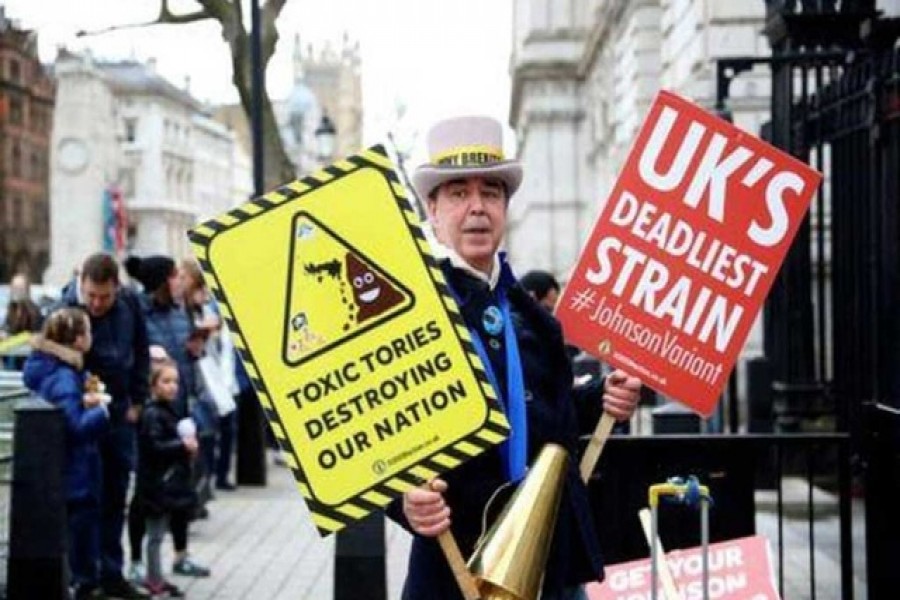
[467,444,569,600]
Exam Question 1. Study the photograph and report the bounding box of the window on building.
[30,153,40,181]
[9,60,20,83]
[9,98,23,125]
[22,201,30,230]
[12,197,23,228]
[34,202,47,231]
[124,118,137,143]
[11,142,22,178]
[118,168,136,197]
[0,197,5,226]
[175,169,183,201]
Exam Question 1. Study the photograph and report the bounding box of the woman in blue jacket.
[24,307,109,600]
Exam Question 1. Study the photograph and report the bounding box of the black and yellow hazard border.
[188,145,510,536]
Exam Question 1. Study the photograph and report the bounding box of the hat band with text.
[432,144,504,167]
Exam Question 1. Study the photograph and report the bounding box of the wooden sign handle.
[423,481,481,600]
[638,508,682,600]
[436,530,481,600]
[579,412,616,483]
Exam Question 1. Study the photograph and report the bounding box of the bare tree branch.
[77,0,213,38]
[265,0,289,19]
[197,0,238,27]
[194,0,242,45]
[78,0,298,188]
[261,0,285,66]
[157,0,210,23]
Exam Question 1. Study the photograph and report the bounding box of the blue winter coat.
[23,351,109,503]
[140,295,196,417]
[59,282,150,421]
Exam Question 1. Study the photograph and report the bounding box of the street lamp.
[314,113,337,163]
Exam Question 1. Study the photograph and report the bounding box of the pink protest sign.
[587,535,780,599]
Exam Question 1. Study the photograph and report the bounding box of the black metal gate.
[717,1,900,598]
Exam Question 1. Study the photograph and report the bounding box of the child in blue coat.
[24,307,109,600]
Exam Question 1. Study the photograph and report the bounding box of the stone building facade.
[0,8,54,282]
[45,52,247,284]
[508,0,770,279]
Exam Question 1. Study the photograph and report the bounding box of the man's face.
[81,278,117,318]
[427,176,507,274]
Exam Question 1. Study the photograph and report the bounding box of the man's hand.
[126,404,142,424]
[402,478,451,537]
[603,369,641,421]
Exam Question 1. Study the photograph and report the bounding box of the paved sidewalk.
[157,461,412,599]
[158,460,864,599]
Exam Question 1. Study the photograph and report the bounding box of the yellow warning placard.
[189,147,510,535]
[0,332,30,355]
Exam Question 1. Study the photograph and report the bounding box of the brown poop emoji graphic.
[345,252,404,323]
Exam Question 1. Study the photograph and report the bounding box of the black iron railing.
[715,2,900,595]
[590,433,856,600]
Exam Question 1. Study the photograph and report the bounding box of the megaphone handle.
[579,412,616,483]
[436,531,481,600]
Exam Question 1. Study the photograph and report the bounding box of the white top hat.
[412,116,522,201]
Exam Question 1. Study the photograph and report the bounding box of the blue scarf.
[448,255,527,482]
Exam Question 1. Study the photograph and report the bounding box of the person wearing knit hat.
[388,115,642,599]
[125,256,176,295]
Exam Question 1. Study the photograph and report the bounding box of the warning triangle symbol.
[282,211,414,366]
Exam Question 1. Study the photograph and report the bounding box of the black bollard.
[746,356,773,433]
[236,389,267,486]
[7,397,68,599]
[334,513,387,600]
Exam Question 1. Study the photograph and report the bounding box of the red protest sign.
[586,535,781,600]
[557,91,821,416]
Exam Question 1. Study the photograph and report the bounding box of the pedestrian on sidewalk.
[2,273,43,369]
[179,259,235,494]
[59,253,150,599]
[23,308,109,599]
[125,255,211,579]
[137,358,198,598]
[388,116,642,599]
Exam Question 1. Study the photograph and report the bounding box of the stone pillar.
[45,53,118,285]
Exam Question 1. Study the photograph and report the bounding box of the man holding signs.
[388,116,641,599]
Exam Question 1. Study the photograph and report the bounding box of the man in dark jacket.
[388,116,641,599]
[60,253,150,599]
[519,269,562,312]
